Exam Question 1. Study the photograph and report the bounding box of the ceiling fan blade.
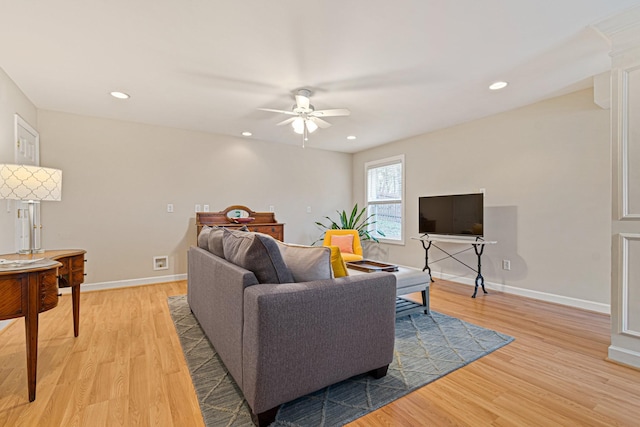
[310,117,332,128]
[276,117,297,126]
[258,108,297,115]
[295,94,310,110]
[310,108,351,117]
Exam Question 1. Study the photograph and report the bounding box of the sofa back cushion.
[276,241,332,282]
[223,229,294,284]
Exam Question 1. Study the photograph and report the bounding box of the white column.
[595,6,640,368]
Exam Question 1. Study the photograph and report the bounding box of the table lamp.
[0,164,62,254]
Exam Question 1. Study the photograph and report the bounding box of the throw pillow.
[223,229,294,284]
[207,225,250,259]
[276,241,332,282]
[197,226,212,251]
[328,245,349,278]
[330,234,354,254]
[207,226,225,258]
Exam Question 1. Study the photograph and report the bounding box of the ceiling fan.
[259,89,350,146]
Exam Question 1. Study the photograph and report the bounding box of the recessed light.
[110,91,130,99]
[347,135,357,140]
[489,81,508,90]
[241,131,253,137]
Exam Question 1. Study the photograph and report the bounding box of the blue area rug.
[168,295,513,426]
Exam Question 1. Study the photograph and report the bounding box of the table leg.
[421,240,434,282]
[472,244,488,298]
[421,289,430,315]
[72,285,80,337]
[25,276,39,402]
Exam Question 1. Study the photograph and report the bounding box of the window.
[365,155,404,244]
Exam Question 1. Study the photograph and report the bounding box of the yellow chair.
[322,229,364,262]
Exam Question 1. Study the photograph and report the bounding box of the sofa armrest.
[242,273,396,414]
[187,246,259,386]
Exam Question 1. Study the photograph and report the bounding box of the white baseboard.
[431,271,610,314]
[59,273,188,294]
[0,274,188,333]
[608,345,640,369]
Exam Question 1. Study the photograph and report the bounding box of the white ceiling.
[1,1,638,153]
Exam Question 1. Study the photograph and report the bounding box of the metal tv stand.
[411,235,497,298]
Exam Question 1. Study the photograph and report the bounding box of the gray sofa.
[187,228,396,426]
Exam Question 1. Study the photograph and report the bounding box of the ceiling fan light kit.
[259,88,350,146]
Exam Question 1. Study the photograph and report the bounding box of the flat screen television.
[418,193,484,237]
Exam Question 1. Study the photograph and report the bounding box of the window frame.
[364,154,405,245]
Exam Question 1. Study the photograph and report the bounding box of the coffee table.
[347,262,430,317]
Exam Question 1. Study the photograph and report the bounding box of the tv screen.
[419,193,484,236]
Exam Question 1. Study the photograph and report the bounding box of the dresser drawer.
[70,254,85,270]
[57,257,70,275]
[249,224,284,241]
[70,254,85,285]
[0,277,26,320]
[39,270,59,313]
[58,254,85,288]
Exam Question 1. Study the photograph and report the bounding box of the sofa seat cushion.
[276,241,332,282]
[223,229,294,284]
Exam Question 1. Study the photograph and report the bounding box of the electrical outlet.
[167,203,174,213]
[502,259,511,271]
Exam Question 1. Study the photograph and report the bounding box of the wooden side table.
[0,249,86,401]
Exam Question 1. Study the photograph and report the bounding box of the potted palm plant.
[314,204,385,244]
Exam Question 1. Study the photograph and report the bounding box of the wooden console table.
[0,249,86,401]
[196,205,284,241]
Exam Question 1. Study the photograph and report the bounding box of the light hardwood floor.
[0,279,639,426]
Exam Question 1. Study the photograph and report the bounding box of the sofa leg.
[250,405,280,427]
[369,364,389,379]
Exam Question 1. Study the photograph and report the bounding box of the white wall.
[0,67,38,254]
[0,68,38,331]
[2,70,612,313]
[38,110,352,285]
[353,89,611,311]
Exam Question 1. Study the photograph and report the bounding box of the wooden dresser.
[196,205,284,241]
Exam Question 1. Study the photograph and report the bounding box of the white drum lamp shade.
[0,164,62,201]
[0,164,62,254]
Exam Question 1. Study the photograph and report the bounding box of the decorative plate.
[0,258,44,268]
